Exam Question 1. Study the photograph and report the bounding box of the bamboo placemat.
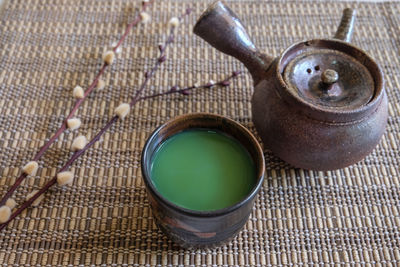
[0,0,400,265]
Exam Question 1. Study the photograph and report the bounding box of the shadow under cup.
[141,113,265,248]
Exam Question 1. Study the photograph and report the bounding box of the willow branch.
[138,71,242,101]
[0,0,155,206]
[0,7,192,231]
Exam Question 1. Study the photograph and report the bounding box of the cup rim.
[141,112,265,217]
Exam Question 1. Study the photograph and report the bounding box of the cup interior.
[141,113,265,215]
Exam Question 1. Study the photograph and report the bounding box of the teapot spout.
[193,1,273,84]
[334,8,356,42]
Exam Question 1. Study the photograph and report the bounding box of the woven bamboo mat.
[0,0,399,265]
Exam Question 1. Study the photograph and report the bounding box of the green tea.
[150,129,256,211]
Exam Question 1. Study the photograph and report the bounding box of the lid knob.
[321,69,339,85]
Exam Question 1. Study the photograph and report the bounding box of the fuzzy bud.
[71,135,87,151]
[57,171,74,186]
[102,50,115,65]
[5,198,17,210]
[206,80,216,88]
[168,17,179,27]
[0,205,11,223]
[170,86,178,92]
[168,17,180,27]
[73,86,84,99]
[22,161,39,176]
[115,103,131,119]
[26,190,45,206]
[140,12,151,23]
[112,41,122,54]
[158,44,164,52]
[96,79,106,91]
[67,118,82,131]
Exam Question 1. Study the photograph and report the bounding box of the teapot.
[193,1,388,170]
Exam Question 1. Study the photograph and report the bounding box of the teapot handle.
[193,1,273,84]
[334,8,356,42]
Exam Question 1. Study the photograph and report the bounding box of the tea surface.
[150,129,256,211]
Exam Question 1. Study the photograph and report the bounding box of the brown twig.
[138,71,242,101]
[0,7,193,231]
[0,0,154,207]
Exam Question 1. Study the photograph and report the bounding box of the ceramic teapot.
[193,1,388,170]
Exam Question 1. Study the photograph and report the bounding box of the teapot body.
[194,2,388,170]
[252,59,388,170]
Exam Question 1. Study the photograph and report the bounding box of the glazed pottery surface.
[141,113,265,248]
[193,1,388,170]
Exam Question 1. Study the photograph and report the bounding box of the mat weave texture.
[0,0,400,266]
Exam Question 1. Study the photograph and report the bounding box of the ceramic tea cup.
[141,113,265,248]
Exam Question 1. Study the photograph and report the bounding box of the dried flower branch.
[26,190,45,207]
[102,51,115,65]
[96,79,106,91]
[0,7,193,231]
[67,118,82,131]
[115,103,131,119]
[138,71,242,101]
[140,12,151,23]
[57,172,75,186]
[5,198,16,210]
[22,161,39,176]
[73,86,84,99]
[0,0,154,207]
[71,135,88,151]
[0,206,11,224]
[169,17,180,27]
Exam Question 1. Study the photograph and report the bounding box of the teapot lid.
[283,47,375,110]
